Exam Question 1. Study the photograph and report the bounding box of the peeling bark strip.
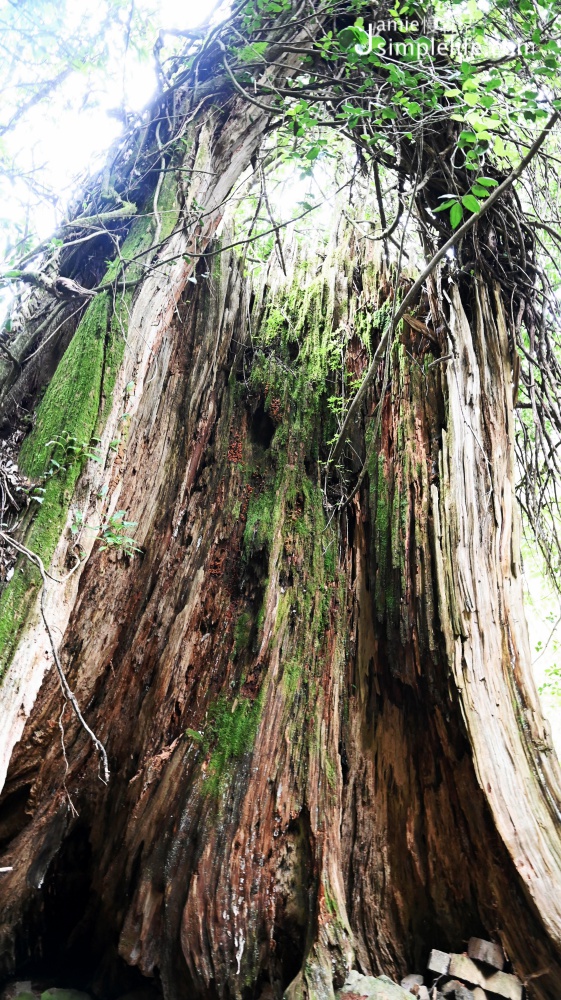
[0,224,561,1000]
[433,280,561,943]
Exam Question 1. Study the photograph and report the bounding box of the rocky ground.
[0,937,525,1000]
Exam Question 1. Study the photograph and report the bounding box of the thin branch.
[0,530,110,783]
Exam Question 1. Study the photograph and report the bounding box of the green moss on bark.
[103,171,180,286]
[234,611,252,655]
[205,694,262,794]
[0,165,183,680]
[19,293,109,479]
[0,295,114,677]
[239,262,349,719]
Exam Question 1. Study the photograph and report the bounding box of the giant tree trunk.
[1,60,561,1000]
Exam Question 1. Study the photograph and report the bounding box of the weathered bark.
[1,214,561,1000]
[0,84,291,785]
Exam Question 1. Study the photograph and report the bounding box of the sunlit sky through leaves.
[0,0,218,257]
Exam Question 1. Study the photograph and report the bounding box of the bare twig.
[0,530,110,783]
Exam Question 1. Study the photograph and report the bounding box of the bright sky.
[1,0,326,270]
[2,0,219,257]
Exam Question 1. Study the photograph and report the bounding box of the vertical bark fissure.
[1,231,561,1000]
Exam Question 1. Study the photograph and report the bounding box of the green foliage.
[224,0,561,240]
[99,510,141,557]
[539,664,561,704]
[434,176,498,228]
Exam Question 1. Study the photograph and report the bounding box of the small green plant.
[99,510,141,557]
[70,509,85,536]
[44,431,102,479]
[30,485,46,505]
[29,433,102,505]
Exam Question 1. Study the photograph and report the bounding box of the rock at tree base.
[401,975,424,990]
[427,950,451,976]
[1,984,37,1000]
[442,982,474,1000]
[442,979,473,1000]
[448,955,522,1000]
[40,991,92,1000]
[467,939,505,971]
[338,972,414,998]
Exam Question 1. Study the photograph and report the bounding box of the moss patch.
[0,295,114,677]
[234,610,252,656]
[205,695,262,793]
[103,170,180,286]
[243,485,277,558]
[236,259,352,732]
[19,293,109,479]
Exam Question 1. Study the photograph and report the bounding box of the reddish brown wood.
[0,222,561,1000]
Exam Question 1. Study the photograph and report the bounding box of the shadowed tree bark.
[0,6,561,1000]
